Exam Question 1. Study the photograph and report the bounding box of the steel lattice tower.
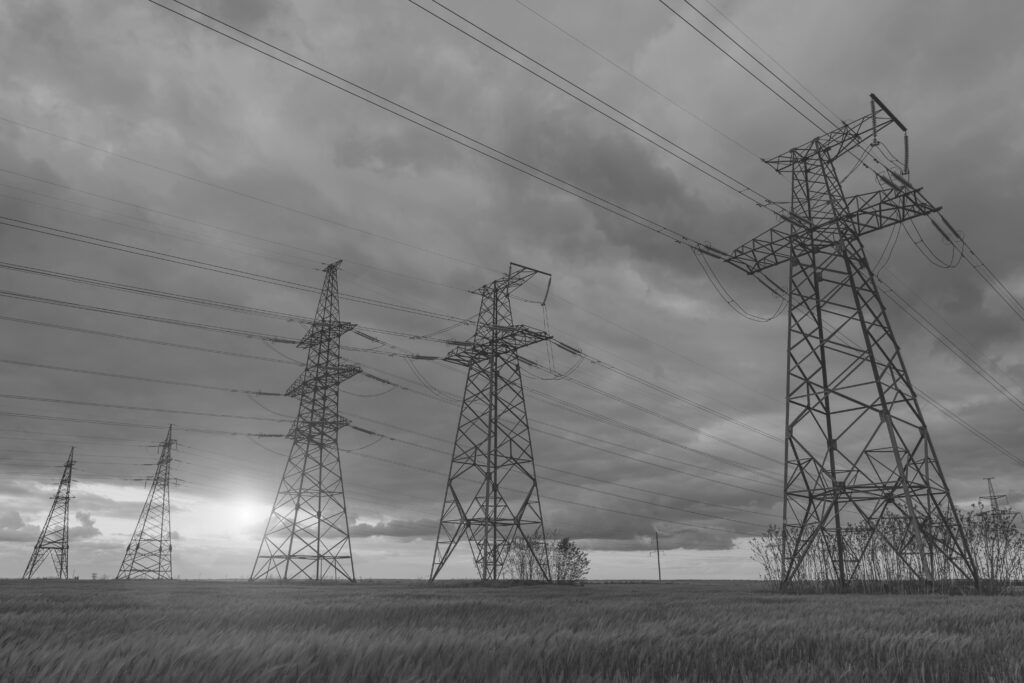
[23,447,75,579]
[431,263,552,581]
[251,259,362,581]
[118,425,175,579]
[722,95,977,586]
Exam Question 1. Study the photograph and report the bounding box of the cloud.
[71,511,102,540]
[0,509,38,542]
[350,517,436,539]
[0,0,1022,581]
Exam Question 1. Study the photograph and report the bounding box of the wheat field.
[2,579,1023,682]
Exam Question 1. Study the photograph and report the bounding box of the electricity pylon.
[977,477,1021,581]
[251,259,362,581]
[23,447,75,579]
[118,425,175,579]
[981,477,1009,513]
[431,263,552,581]
[718,95,977,586]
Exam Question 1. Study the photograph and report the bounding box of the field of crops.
[2,579,1024,682]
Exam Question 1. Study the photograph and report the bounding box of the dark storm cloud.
[0,0,1021,580]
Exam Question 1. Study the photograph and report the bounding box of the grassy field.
[2,580,1024,682]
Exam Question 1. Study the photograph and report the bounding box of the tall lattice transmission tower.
[718,95,977,586]
[431,263,552,581]
[118,425,175,579]
[251,259,362,581]
[23,447,75,579]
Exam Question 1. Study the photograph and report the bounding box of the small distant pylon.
[251,259,362,581]
[431,263,552,581]
[23,447,75,579]
[977,477,1021,581]
[981,477,1008,513]
[117,425,175,579]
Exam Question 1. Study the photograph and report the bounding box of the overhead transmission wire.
[345,415,763,515]
[2,213,319,292]
[336,324,781,483]
[240,427,766,534]
[509,0,761,159]
[246,433,761,534]
[342,357,779,495]
[0,411,286,438]
[0,124,784,412]
[0,359,283,396]
[878,284,1024,416]
[0,181,321,274]
[1,212,476,323]
[0,314,301,366]
[147,0,740,252]
[0,165,475,296]
[659,0,836,132]
[4,244,787,485]
[331,424,766,533]
[0,167,325,265]
[0,393,289,423]
[407,0,774,207]
[0,114,493,277]
[696,0,841,124]
[0,260,312,324]
[0,289,299,345]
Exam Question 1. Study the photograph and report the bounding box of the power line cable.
[0,289,299,345]
[0,393,289,423]
[0,314,301,366]
[147,0,728,253]
[409,0,774,207]
[510,0,762,159]
[658,1,829,133]
[0,358,283,396]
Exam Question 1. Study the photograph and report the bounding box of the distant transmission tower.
[251,259,362,581]
[23,447,75,579]
[118,425,175,579]
[431,263,552,581]
[981,477,1008,513]
[721,95,977,586]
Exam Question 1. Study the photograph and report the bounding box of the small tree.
[552,537,590,583]
[501,531,591,582]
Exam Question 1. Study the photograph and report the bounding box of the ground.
[2,580,1023,682]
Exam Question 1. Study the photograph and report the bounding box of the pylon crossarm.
[724,185,939,276]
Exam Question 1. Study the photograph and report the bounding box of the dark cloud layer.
[0,0,1021,579]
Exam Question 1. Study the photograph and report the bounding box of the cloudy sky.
[1,0,1022,580]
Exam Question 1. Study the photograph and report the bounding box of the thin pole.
[656,531,662,583]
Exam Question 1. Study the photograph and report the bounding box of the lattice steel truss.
[722,95,977,586]
[251,259,361,581]
[431,263,552,581]
[23,447,75,579]
[118,426,175,579]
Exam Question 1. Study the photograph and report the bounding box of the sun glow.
[228,499,266,529]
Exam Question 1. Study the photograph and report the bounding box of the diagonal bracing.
[251,260,362,581]
[431,263,552,581]
[23,447,75,579]
[118,426,175,579]
[721,95,977,586]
